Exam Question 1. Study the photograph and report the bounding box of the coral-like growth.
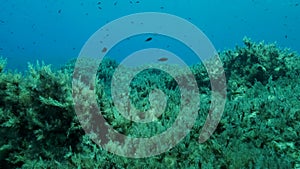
[0,38,299,168]
[0,60,84,168]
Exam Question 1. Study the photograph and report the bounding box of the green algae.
[0,37,299,168]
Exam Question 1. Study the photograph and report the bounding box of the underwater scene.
[0,0,300,168]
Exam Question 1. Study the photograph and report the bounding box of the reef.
[0,37,299,168]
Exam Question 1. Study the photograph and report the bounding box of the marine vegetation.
[0,37,299,168]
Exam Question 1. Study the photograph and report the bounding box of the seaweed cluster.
[0,38,299,168]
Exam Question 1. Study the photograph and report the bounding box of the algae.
[0,37,299,168]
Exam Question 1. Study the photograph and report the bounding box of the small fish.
[58,9,61,14]
[114,1,117,5]
[285,35,288,39]
[97,1,101,5]
[158,57,168,62]
[136,1,140,3]
[145,37,152,42]
[102,47,107,53]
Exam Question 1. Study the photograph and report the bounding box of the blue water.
[0,0,299,71]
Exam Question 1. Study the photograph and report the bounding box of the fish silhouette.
[158,57,168,62]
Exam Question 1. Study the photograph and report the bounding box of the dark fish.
[136,1,140,3]
[97,1,101,5]
[158,57,168,62]
[58,9,61,13]
[295,3,299,6]
[145,37,152,42]
[285,35,288,39]
[0,20,5,23]
[98,6,102,10]
[102,47,107,53]
[114,1,117,5]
